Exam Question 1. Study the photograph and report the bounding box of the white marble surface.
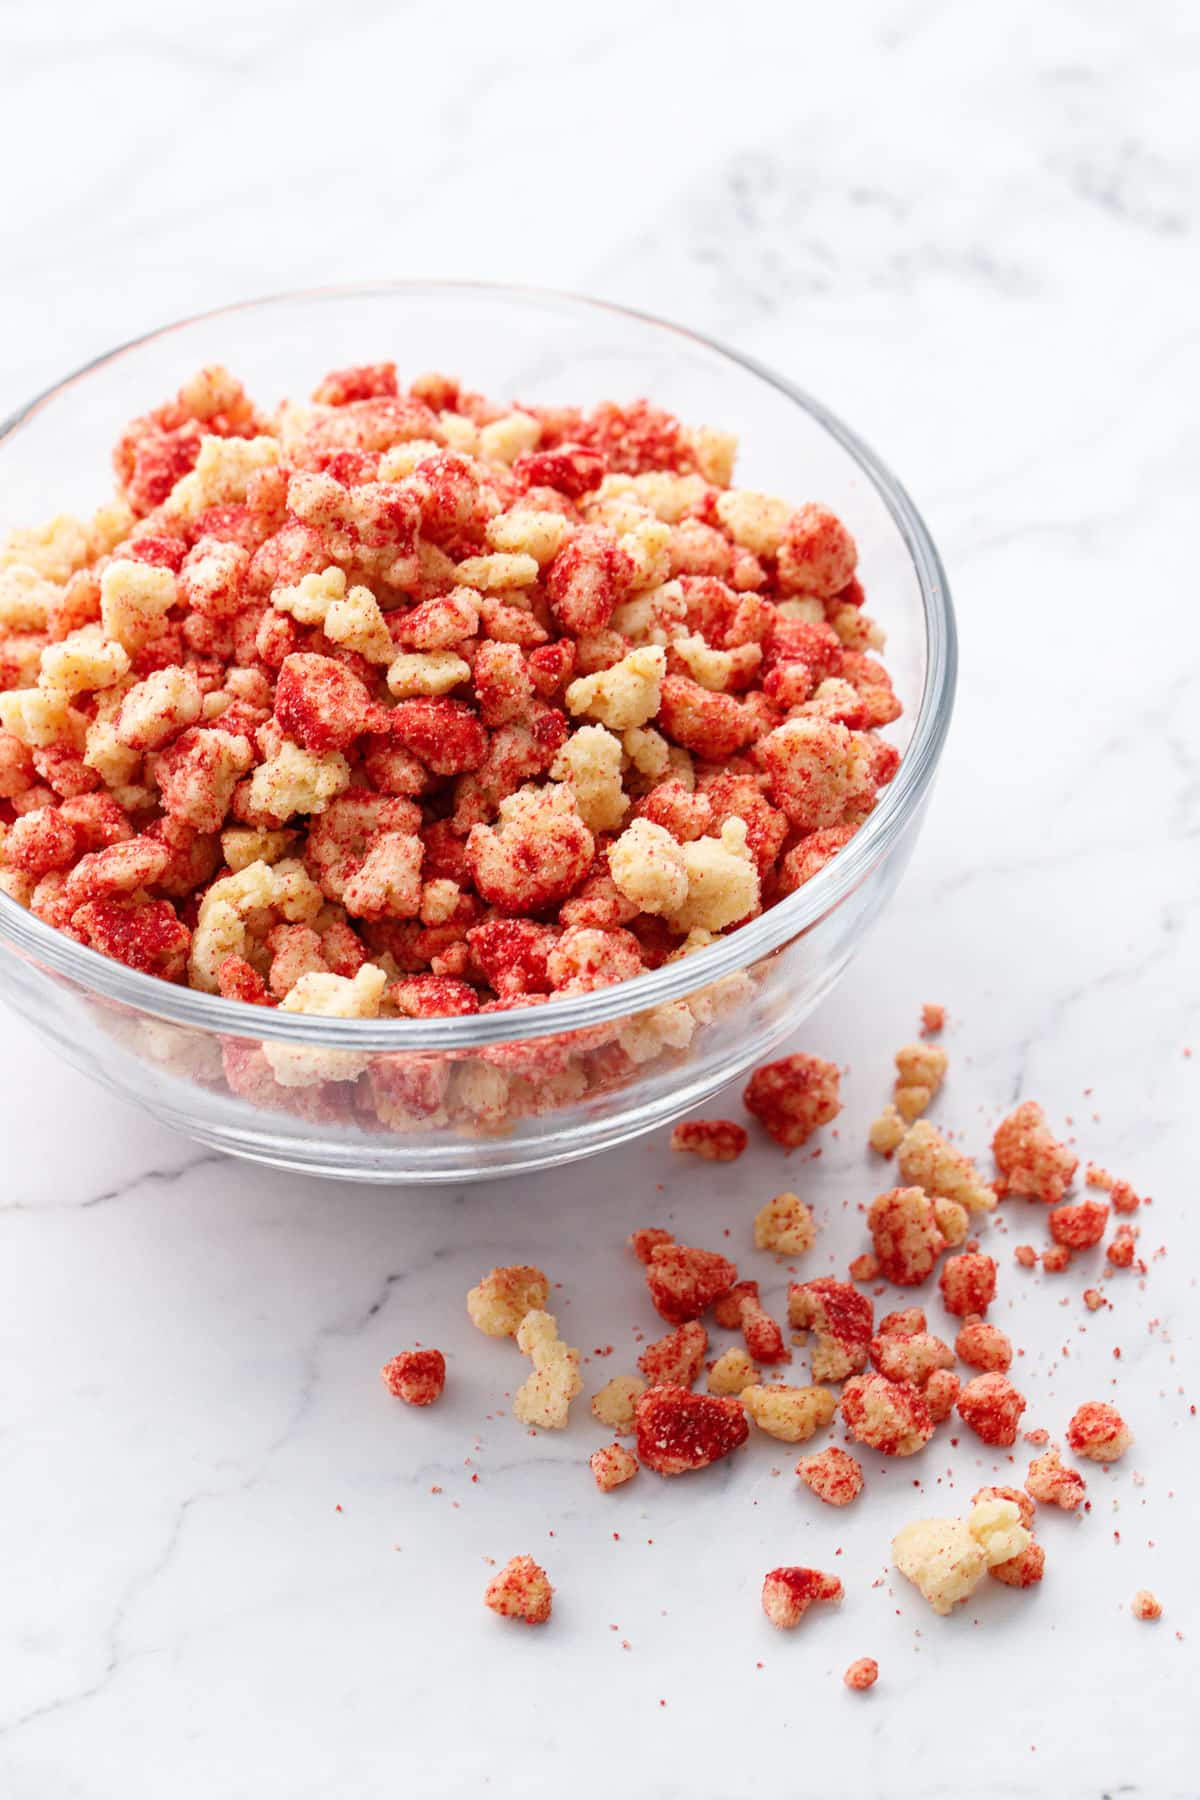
[1,1,1198,1795]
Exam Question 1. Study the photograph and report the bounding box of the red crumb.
[955,1317,1013,1373]
[923,1367,961,1423]
[796,1445,865,1507]
[484,1554,553,1624]
[939,1252,997,1317]
[635,1384,749,1475]
[713,1281,790,1363]
[788,1278,874,1381]
[743,1053,842,1148]
[993,1101,1078,1202]
[844,1656,879,1690]
[869,1186,963,1287]
[990,1540,1046,1589]
[629,1227,675,1264]
[1066,1401,1133,1463]
[920,1004,945,1037]
[1132,1590,1162,1621]
[670,1119,748,1162]
[1014,1245,1038,1269]
[1083,1287,1106,1312]
[841,1371,934,1456]
[1026,1446,1087,1511]
[644,1242,738,1324]
[1048,1199,1109,1249]
[761,1566,843,1629]
[869,1326,954,1387]
[957,1373,1027,1447]
[381,1348,446,1406]
[1106,1226,1138,1269]
[849,1252,881,1282]
[1041,1244,1072,1274]
[638,1319,708,1388]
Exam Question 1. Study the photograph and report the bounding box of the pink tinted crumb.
[381,1348,446,1406]
[761,1566,843,1629]
[1026,1447,1087,1511]
[484,1554,553,1624]
[590,1442,639,1492]
[920,1004,945,1037]
[638,1320,707,1388]
[743,1053,841,1148]
[1132,1590,1162,1622]
[957,1373,1027,1447]
[1107,1226,1138,1269]
[1066,1401,1133,1463]
[923,1367,961,1424]
[670,1119,748,1162]
[993,1101,1078,1202]
[629,1226,675,1264]
[1048,1199,1109,1249]
[844,1656,879,1691]
[939,1252,997,1317]
[644,1241,738,1324]
[795,1445,865,1507]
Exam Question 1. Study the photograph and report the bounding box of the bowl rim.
[0,279,956,1049]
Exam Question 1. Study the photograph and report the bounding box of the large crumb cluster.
[0,363,904,1135]
[892,1498,1033,1614]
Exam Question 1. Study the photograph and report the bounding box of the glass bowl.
[0,282,955,1182]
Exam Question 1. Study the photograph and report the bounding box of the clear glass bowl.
[0,283,955,1182]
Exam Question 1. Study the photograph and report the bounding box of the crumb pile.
[0,362,901,1100]
[379,1010,1161,1661]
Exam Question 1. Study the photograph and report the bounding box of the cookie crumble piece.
[754,1191,817,1257]
[381,1348,446,1406]
[484,1554,553,1624]
[467,1264,550,1337]
[787,1278,873,1382]
[590,1442,639,1492]
[1025,1446,1087,1511]
[512,1309,582,1430]
[638,1319,708,1388]
[743,1052,841,1148]
[761,1566,843,1630]
[670,1118,748,1162]
[993,1101,1078,1202]
[591,1374,647,1434]
[796,1445,864,1506]
[634,1383,749,1475]
[957,1373,1027,1447]
[1066,1401,1132,1463]
[892,1042,948,1122]
[742,1382,837,1443]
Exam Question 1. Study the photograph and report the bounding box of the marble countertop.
[1,2,1196,1795]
